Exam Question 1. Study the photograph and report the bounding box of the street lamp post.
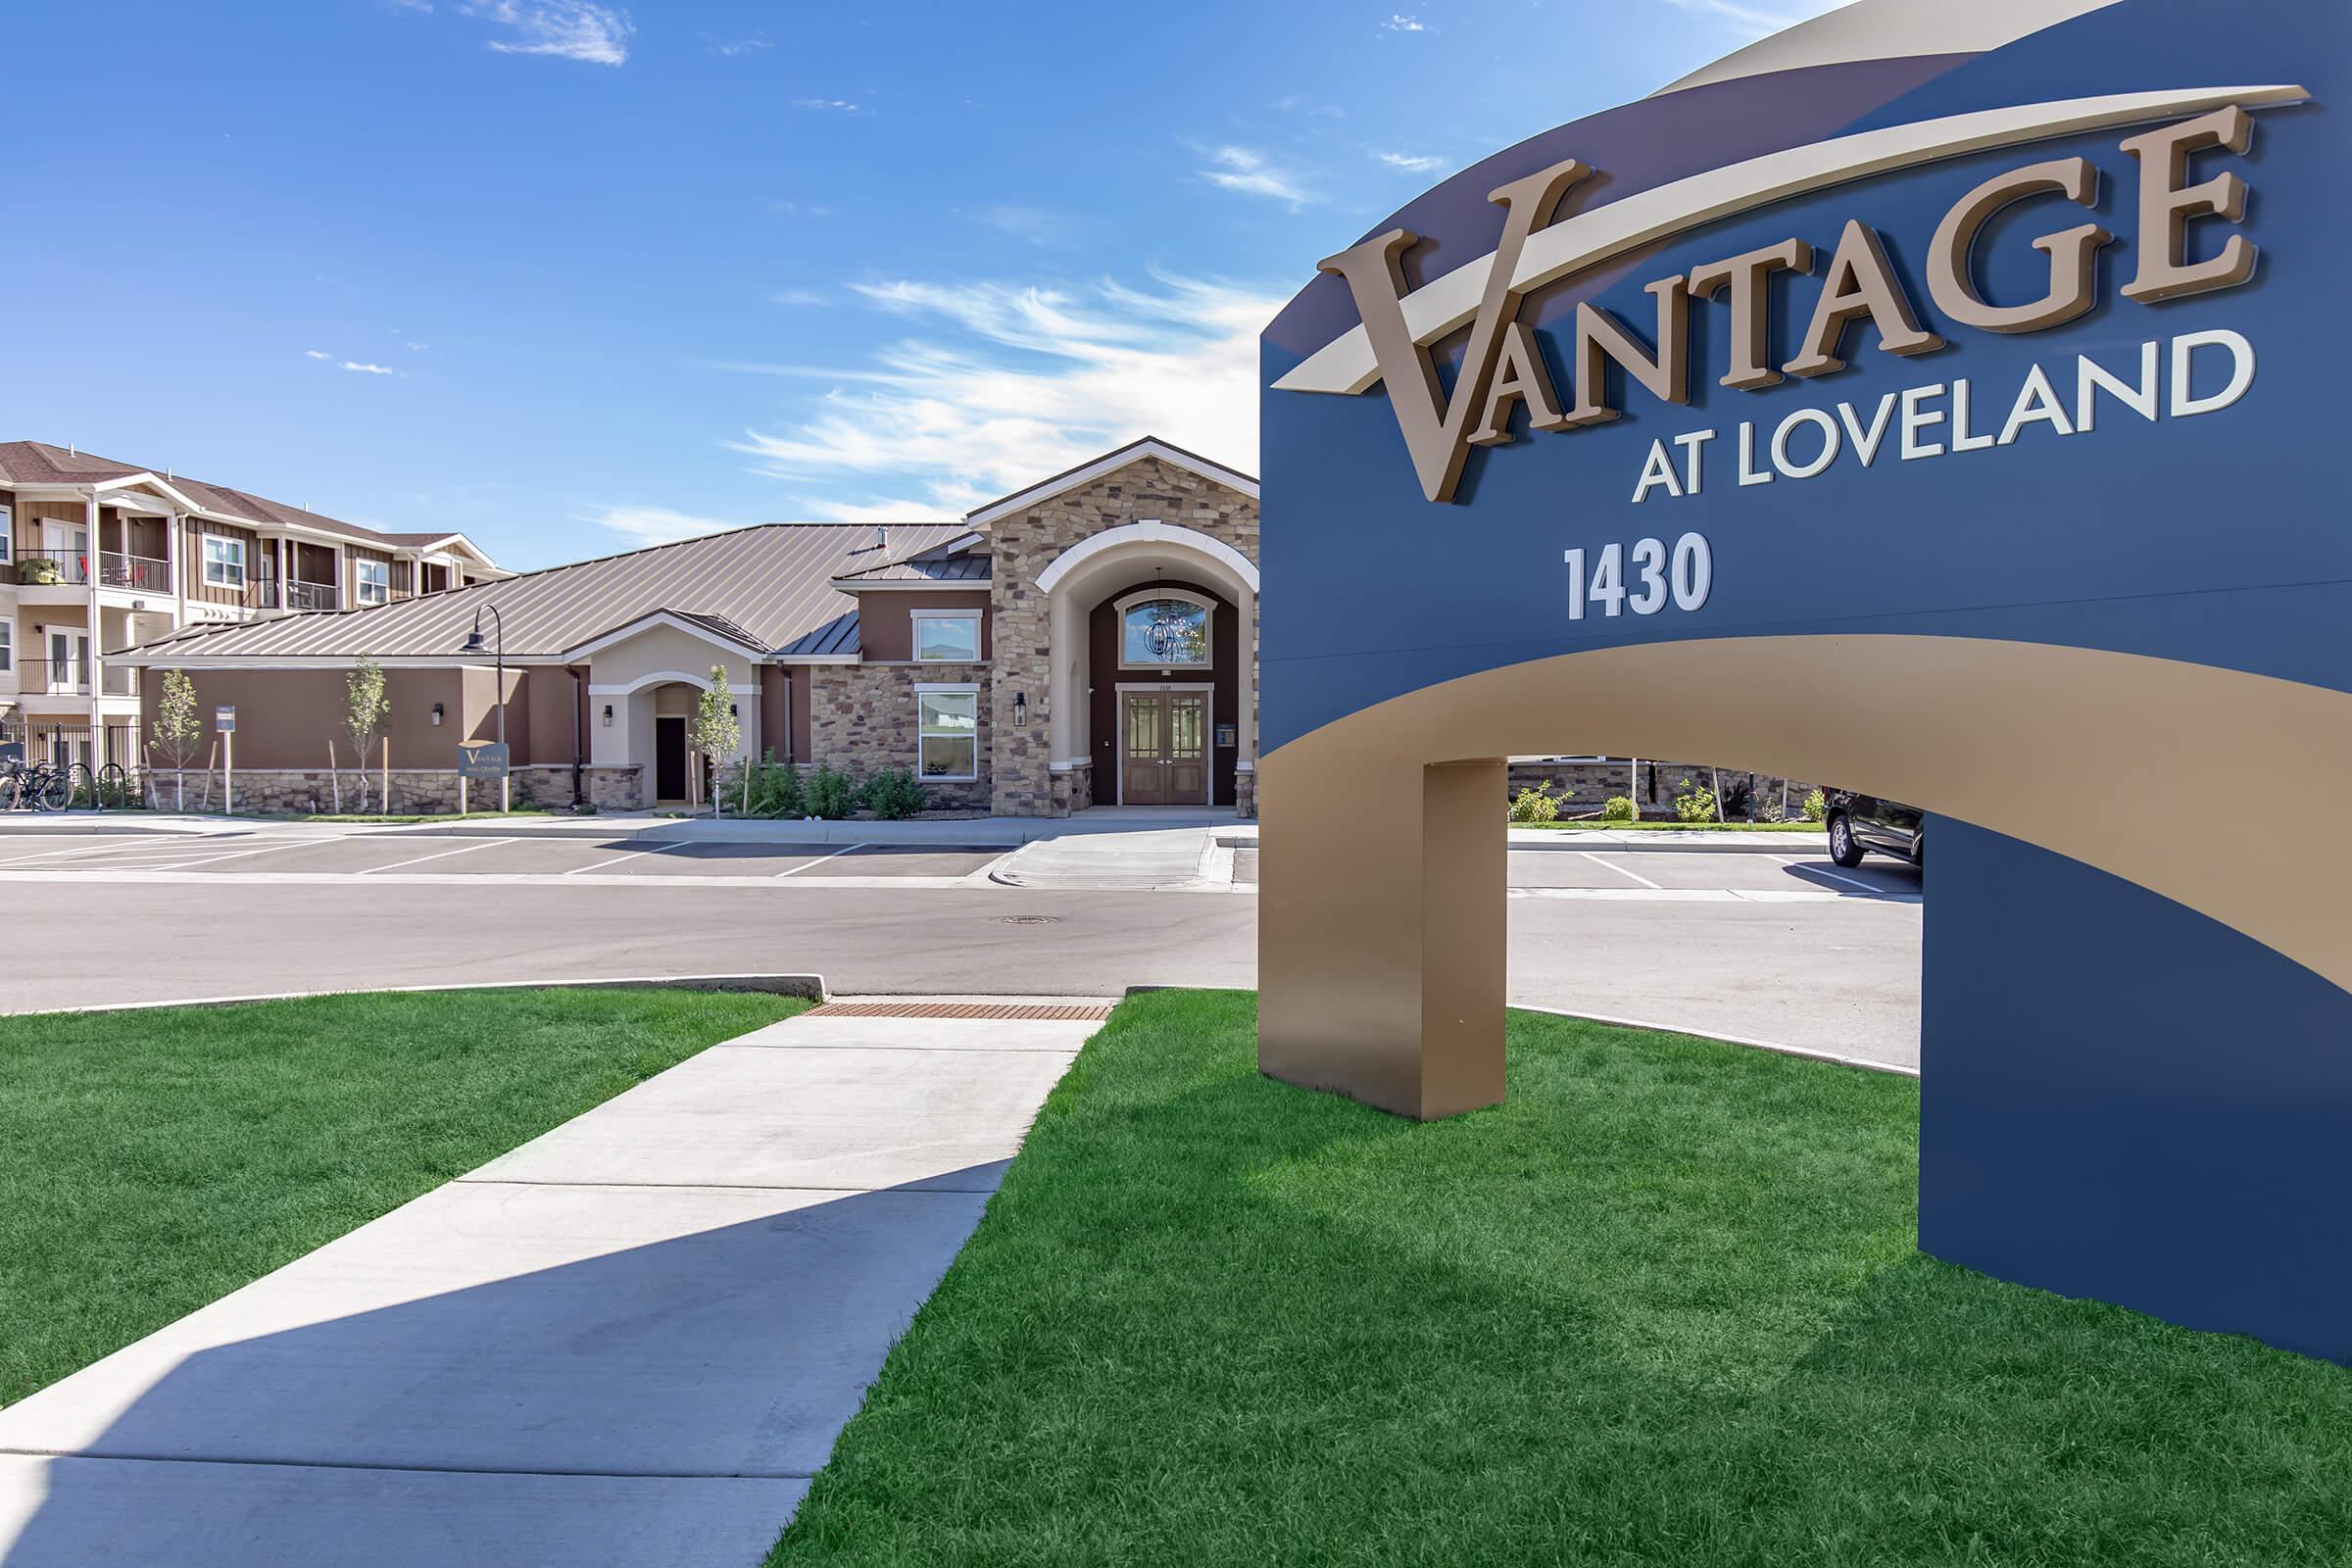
[461,605,507,811]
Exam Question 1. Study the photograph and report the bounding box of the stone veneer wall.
[987,455,1259,817]
[1506,760,1821,820]
[808,661,993,813]
[144,763,641,814]
[1049,762,1094,815]
[1235,766,1256,820]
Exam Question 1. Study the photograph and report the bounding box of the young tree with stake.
[347,655,390,814]
[692,665,741,819]
[152,668,202,811]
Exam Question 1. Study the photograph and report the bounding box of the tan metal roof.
[0,440,503,566]
[122,522,969,662]
[835,531,991,584]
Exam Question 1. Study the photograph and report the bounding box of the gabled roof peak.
[961,437,1257,528]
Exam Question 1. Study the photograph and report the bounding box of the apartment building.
[0,441,506,767]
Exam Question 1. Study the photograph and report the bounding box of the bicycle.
[1,758,74,812]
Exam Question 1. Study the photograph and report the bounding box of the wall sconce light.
[601,704,614,727]
[1013,691,1028,728]
[429,703,444,726]
[730,703,739,717]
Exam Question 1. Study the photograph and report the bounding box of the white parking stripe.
[565,841,684,875]
[360,837,519,875]
[1773,855,1885,895]
[0,838,194,869]
[772,843,868,878]
[136,838,318,871]
[1578,851,1661,890]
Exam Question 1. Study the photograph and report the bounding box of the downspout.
[568,665,585,808]
[83,488,102,763]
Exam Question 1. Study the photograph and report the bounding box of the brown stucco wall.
[986,455,1258,816]
[132,663,563,772]
[1087,578,1239,807]
[852,590,993,662]
[135,665,470,770]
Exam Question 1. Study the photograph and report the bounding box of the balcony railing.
[20,659,87,695]
[13,661,135,697]
[286,580,339,612]
[100,552,172,593]
[12,552,89,587]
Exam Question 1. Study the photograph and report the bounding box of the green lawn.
[773,990,2352,1567]
[0,987,803,1405]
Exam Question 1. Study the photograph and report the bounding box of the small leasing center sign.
[1258,0,2352,1367]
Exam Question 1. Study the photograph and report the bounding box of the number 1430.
[1565,534,1712,619]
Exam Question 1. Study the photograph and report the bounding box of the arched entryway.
[1036,521,1258,810]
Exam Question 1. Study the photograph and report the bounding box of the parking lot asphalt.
[0,829,1920,901]
[0,833,1011,886]
[0,829,1924,1068]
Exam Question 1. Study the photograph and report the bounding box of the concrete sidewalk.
[0,1003,1100,1568]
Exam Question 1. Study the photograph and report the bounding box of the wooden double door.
[1120,689,1209,806]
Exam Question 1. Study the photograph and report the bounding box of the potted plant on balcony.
[17,556,63,586]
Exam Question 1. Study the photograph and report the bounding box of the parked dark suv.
[1825,791,1923,868]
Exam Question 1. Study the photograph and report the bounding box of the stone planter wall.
[144,763,644,816]
[1505,760,1821,822]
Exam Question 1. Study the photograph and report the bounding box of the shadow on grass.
[771,990,2352,1567]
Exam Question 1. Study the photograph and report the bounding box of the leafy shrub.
[743,751,804,817]
[1600,795,1638,823]
[806,764,858,820]
[1506,782,1562,824]
[861,767,926,820]
[1801,787,1828,823]
[1672,778,1718,823]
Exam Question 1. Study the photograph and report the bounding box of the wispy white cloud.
[718,271,1279,516]
[457,1,632,65]
[978,205,1077,246]
[769,200,839,220]
[1381,14,1426,32]
[1197,144,1313,209]
[1375,150,1445,173]
[792,97,860,112]
[1650,0,1848,39]
[579,504,757,545]
[306,351,399,376]
[705,31,769,57]
[771,288,829,307]
[1274,95,1346,119]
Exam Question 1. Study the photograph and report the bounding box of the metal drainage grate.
[807,1001,1113,1022]
[995,914,1061,925]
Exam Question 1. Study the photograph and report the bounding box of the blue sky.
[2,0,1839,568]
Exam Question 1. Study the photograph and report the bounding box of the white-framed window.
[356,558,390,606]
[0,620,12,672]
[202,533,246,589]
[0,506,12,563]
[1116,589,1214,668]
[915,684,979,781]
[910,610,981,662]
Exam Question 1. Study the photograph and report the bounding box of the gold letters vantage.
[1315,107,2265,504]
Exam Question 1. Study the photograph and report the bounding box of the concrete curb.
[1508,1003,1917,1077]
[1113,987,1916,1079]
[15,973,830,1018]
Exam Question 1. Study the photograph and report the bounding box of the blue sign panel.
[1260,0,2351,1360]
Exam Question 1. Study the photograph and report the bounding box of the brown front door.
[1120,691,1210,806]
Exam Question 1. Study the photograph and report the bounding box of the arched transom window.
[1116,589,1213,669]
